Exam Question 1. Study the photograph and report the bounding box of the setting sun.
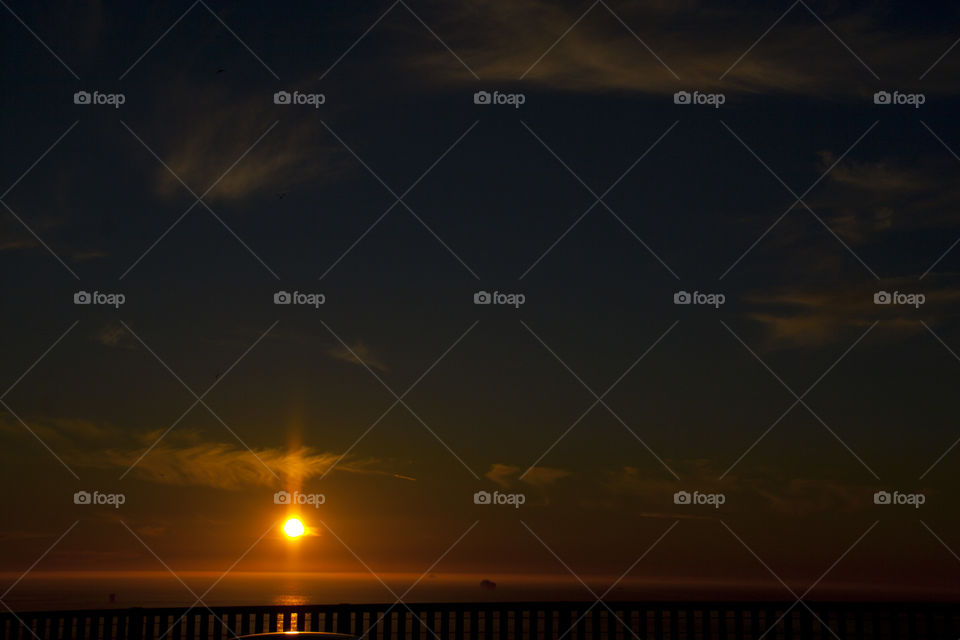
[283,518,305,538]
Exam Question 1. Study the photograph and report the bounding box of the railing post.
[441,606,451,640]
[337,606,351,636]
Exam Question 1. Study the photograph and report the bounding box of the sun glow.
[283,518,305,538]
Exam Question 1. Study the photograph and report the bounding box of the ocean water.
[1,573,605,612]
[2,572,951,612]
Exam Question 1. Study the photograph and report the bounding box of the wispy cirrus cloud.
[403,0,960,96]
[484,463,571,488]
[148,82,343,203]
[327,341,389,372]
[0,414,409,489]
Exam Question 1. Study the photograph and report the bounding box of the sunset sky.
[1,0,960,606]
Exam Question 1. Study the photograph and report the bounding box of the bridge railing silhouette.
[1,601,957,640]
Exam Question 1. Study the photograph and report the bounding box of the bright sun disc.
[283,518,305,538]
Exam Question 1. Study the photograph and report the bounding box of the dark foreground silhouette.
[1,601,958,639]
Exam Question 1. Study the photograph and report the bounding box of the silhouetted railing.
[1,601,958,640]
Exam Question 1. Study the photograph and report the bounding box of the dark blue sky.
[1,0,959,601]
